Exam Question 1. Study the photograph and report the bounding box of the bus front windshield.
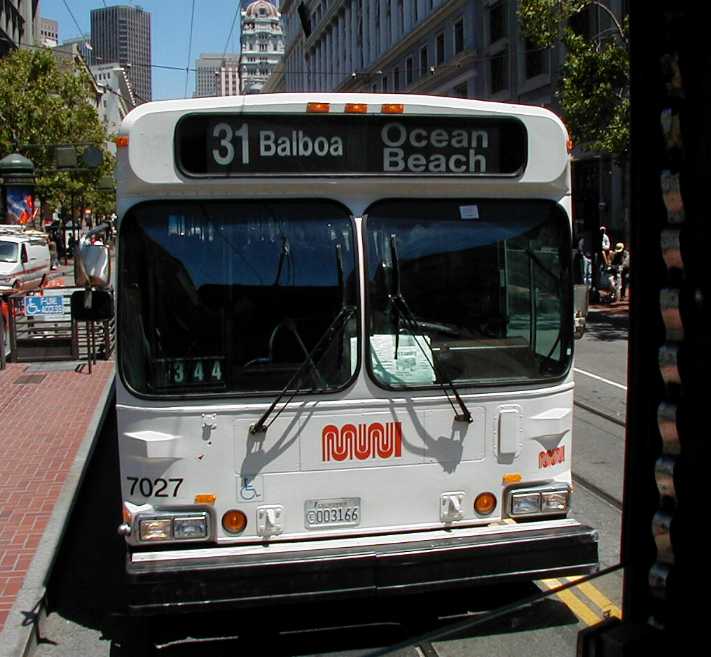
[365,199,572,388]
[119,200,358,396]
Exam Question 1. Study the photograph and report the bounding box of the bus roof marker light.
[307,102,330,113]
[381,104,404,114]
[345,103,368,113]
[503,473,522,484]
[195,494,216,505]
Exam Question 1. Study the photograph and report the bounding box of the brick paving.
[588,298,629,318]
[0,361,114,632]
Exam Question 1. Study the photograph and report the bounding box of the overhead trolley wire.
[61,0,88,41]
[184,0,197,98]
[222,4,241,61]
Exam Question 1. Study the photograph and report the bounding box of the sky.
[40,1,247,101]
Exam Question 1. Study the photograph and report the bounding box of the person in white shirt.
[600,225,611,266]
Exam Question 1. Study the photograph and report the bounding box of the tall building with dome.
[239,0,285,94]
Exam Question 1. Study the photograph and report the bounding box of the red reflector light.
[381,104,404,114]
[307,102,330,113]
[345,103,368,113]
[115,135,129,148]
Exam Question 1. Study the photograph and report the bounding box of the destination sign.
[176,114,527,177]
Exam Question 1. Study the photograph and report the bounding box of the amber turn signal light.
[474,492,497,515]
[222,510,247,534]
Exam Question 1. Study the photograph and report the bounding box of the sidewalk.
[588,298,629,319]
[0,359,114,645]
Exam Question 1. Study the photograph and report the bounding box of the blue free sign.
[24,295,65,316]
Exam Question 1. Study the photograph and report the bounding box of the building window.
[490,49,508,94]
[420,46,428,76]
[382,74,388,91]
[406,56,414,85]
[394,67,400,91]
[436,32,445,65]
[489,1,506,43]
[454,19,464,54]
[524,38,548,79]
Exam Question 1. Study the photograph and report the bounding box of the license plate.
[304,497,361,529]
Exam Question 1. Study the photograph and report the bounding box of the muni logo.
[539,446,565,469]
[322,422,403,462]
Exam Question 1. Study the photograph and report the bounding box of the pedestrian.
[48,237,59,270]
[613,242,631,300]
[599,226,611,266]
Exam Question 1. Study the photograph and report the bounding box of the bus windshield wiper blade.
[249,304,356,435]
[387,234,473,424]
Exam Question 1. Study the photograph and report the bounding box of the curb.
[0,372,116,657]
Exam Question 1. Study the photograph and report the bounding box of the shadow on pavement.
[45,405,128,641]
[582,309,629,342]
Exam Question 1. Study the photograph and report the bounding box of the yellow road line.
[540,578,602,627]
[566,576,622,619]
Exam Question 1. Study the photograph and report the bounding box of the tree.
[0,48,114,220]
[518,0,629,161]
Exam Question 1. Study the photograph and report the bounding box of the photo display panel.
[176,114,528,177]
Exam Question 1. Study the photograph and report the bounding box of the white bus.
[112,93,598,612]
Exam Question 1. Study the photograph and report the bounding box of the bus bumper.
[126,518,598,613]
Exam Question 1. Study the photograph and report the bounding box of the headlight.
[174,515,208,539]
[136,511,210,543]
[511,492,541,516]
[508,485,571,518]
[139,517,172,541]
[542,489,570,513]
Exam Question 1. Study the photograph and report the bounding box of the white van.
[0,228,52,293]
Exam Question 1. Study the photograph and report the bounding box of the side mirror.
[20,246,28,264]
[71,289,114,321]
[74,242,111,288]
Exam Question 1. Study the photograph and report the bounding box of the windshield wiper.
[249,304,356,435]
[249,243,353,436]
[387,234,473,424]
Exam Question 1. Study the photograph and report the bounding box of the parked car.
[0,227,52,294]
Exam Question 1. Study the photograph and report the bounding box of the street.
[33,307,628,657]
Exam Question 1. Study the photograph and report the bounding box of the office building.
[280,1,475,96]
[91,62,136,152]
[57,37,94,66]
[240,0,285,94]
[195,53,240,97]
[0,1,39,57]
[90,5,152,103]
[39,18,59,48]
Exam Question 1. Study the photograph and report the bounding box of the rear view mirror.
[21,245,28,263]
[71,289,114,321]
[75,242,111,288]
